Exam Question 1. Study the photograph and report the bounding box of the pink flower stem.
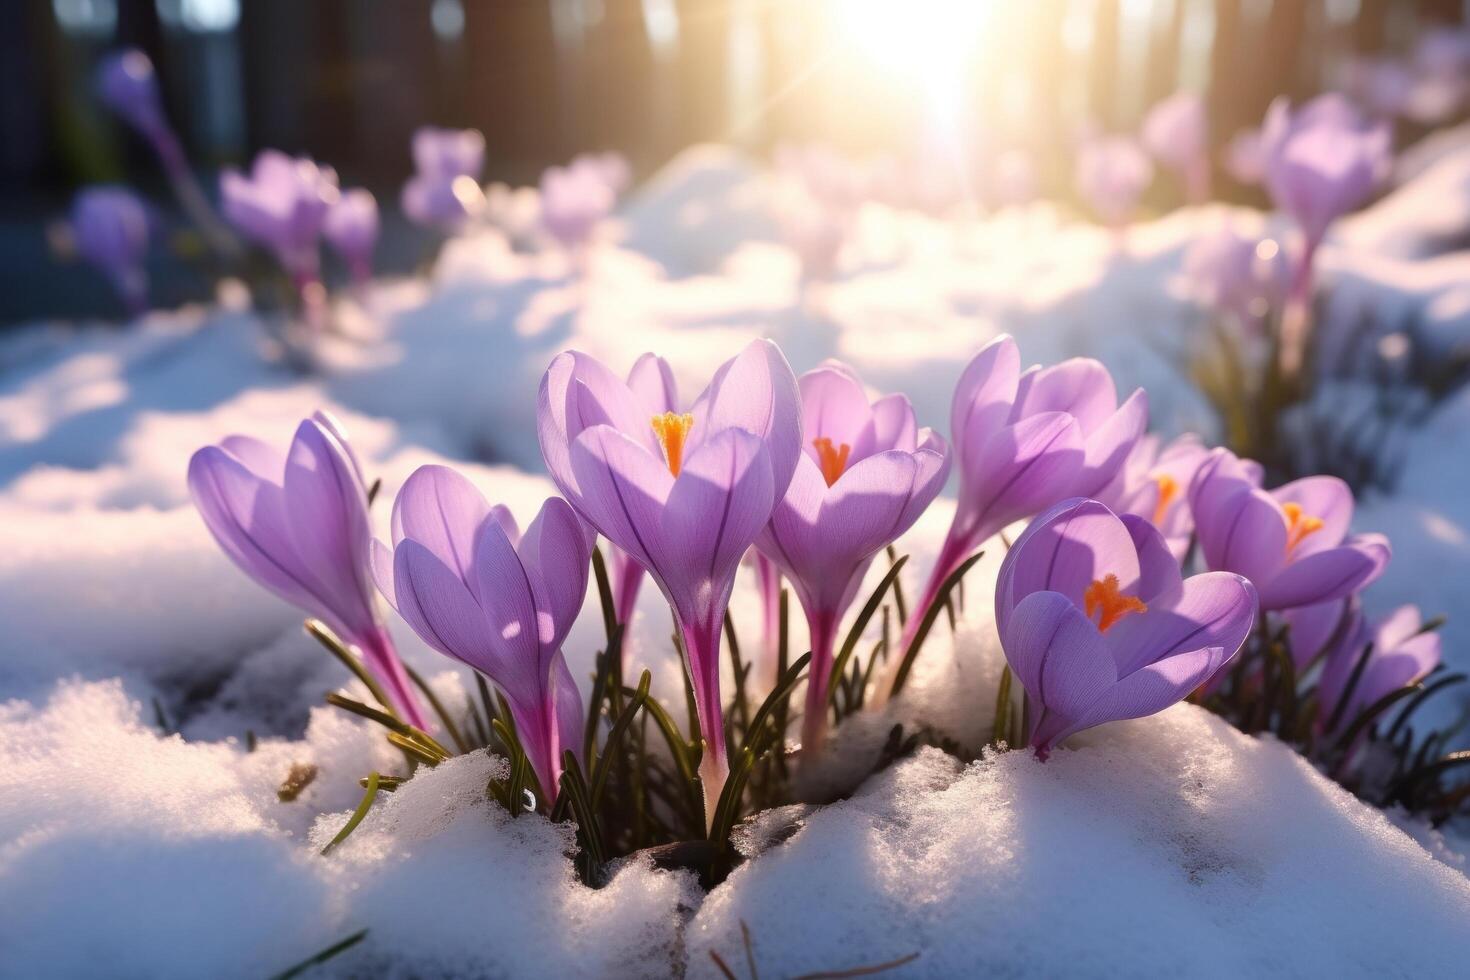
[358,624,430,731]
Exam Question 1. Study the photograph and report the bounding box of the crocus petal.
[519,496,592,651]
[1073,388,1149,498]
[219,434,286,482]
[1121,513,1184,603]
[371,538,398,610]
[1258,534,1390,611]
[627,352,679,416]
[282,420,374,633]
[538,350,659,497]
[1271,475,1353,553]
[659,428,776,596]
[394,540,505,675]
[390,465,493,586]
[1281,598,1350,668]
[1004,590,1118,723]
[689,339,802,499]
[1102,571,1256,676]
[1375,604,1424,652]
[800,365,874,462]
[952,335,1020,453]
[552,651,587,772]
[962,411,1086,538]
[868,393,919,455]
[1012,358,1119,434]
[469,518,543,703]
[1199,484,1289,587]
[1068,643,1232,740]
[568,424,675,571]
[996,498,1139,638]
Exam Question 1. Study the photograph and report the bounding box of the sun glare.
[829,0,991,120]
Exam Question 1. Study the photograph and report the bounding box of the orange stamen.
[1151,474,1179,526]
[1282,501,1325,553]
[812,437,852,487]
[1083,574,1148,633]
[650,412,694,477]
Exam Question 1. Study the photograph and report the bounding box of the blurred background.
[3,0,1467,323]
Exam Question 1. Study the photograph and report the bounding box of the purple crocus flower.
[755,361,949,752]
[1093,433,1209,561]
[539,160,619,251]
[220,150,340,290]
[1189,448,1391,612]
[1224,128,1266,186]
[188,412,427,729]
[1180,226,1293,327]
[1142,92,1210,204]
[537,340,801,821]
[96,49,171,146]
[70,186,150,315]
[1075,136,1154,231]
[880,335,1147,701]
[607,352,681,630]
[371,467,588,802]
[323,188,379,285]
[996,497,1256,758]
[1318,604,1440,737]
[1280,596,1361,672]
[401,127,486,231]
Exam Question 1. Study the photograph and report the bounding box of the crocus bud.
[220,150,339,287]
[1075,136,1154,229]
[1180,226,1293,326]
[996,498,1256,758]
[401,127,486,231]
[539,159,619,251]
[96,49,170,145]
[323,188,379,285]
[70,186,150,315]
[189,412,427,729]
[1318,605,1439,737]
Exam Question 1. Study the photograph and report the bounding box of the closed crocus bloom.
[1189,448,1390,612]
[539,161,618,250]
[220,150,339,285]
[1180,226,1293,326]
[1281,596,1361,672]
[1094,433,1209,561]
[1142,92,1210,203]
[1075,136,1154,230]
[323,188,379,284]
[756,361,949,752]
[1318,605,1439,737]
[371,467,589,802]
[997,498,1256,758]
[70,186,150,315]
[401,127,486,231]
[96,49,170,145]
[188,413,427,729]
[537,339,801,822]
[607,352,681,629]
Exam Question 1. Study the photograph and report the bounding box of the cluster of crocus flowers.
[1189,448,1390,613]
[188,413,427,729]
[996,498,1256,757]
[1094,433,1210,562]
[220,151,341,322]
[401,127,487,231]
[881,335,1147,699]
[1317,604,1441,740]
[537,340,801,821]
[68,187,151,315]
[1142,91,1211,204]
[371,467,590,801]
[755,362,949,751]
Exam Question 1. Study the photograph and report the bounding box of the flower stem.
[359,625,430,732]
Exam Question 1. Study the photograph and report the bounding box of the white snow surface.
[4,142,1470,976]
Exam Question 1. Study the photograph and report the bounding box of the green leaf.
[405,664,469,753]
[321,772,381,855]
[304,619,399,718]
[591,671,652,808]
[991,665,1013,748]
[268,929,369,980]
[829,555,908,711]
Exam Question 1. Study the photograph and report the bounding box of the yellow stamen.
[812,437,852,487]
[1083,574,1148,633]
[1282,501,1325,553]
[1151,474,1178,527]
[650,412,694,477]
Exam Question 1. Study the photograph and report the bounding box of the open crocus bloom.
[220,150,339,284]
[1190,448,1390,612]
[323,188,379,284]
[372,466,589,802]
[1318,605,1440,738]
[538,339,801,822]
[884,335,1147,698]
[401,127,486,230]
[188,412,427,729]
[755,361,949,752]
[1094,433,1210,561]
[996,498,1257,758]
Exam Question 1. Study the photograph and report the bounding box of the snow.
[5,137,1470,975]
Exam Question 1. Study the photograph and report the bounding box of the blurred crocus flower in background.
[538,340,801,823]
[996,497,1256,758]
[1075,135,1155,232]
[401,127,486,231]
[1189,448,1391,612]
[1318,605,1440,738]
[188,413,428,729]
[1180,225,1293,327]
[221,150,340,318]
[539,156,623,251]
[1142,92,1211,204]
[69,186,150,315]
[1224,128,1267,186]
[323,189,379,285]
[96,48,239,258]
[773,184,849,282]
[372,468,590,802]
[879,335,1147,701]
[756,361,949,752]
[1094,433,1210,561]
